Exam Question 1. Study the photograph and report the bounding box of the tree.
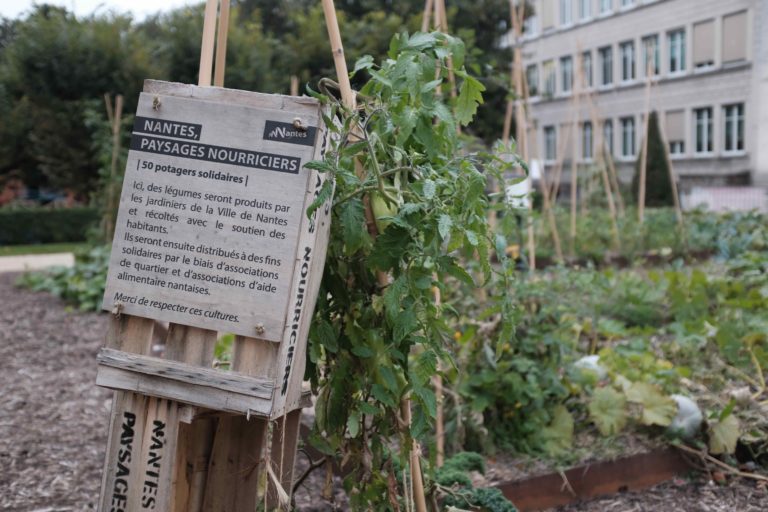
[633,111,673,207]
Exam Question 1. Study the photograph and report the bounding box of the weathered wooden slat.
[202,415,267,511]
[96,365,273,417]
[143,79,321,114]
[99,315,155,512]
[125,397,181,511]
[163,323,217,512]
[97,348,274,398]
[266,408,302,508]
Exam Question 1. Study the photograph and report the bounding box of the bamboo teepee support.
[213,0,230,87]
[321,1,427,510]
[637,62,654,224]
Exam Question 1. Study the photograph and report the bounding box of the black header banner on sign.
[129,134,302,174]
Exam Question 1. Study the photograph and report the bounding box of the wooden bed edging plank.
[496,448,694,511]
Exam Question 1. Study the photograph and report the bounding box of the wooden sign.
[102,80,328,343]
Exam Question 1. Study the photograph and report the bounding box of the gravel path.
[1,271,765,511]
[0,272,110,510]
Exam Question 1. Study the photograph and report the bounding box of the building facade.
[518,0,768,190]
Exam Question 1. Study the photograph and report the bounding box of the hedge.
[0,206,98,245]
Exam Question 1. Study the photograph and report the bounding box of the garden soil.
[0,272,764,511]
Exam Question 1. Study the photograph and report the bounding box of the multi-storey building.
[518,0,768,191]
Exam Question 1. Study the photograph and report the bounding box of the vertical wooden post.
[213,0,230,87]
[198,0,218,87]
[421,0,434,32]
[290,75,300,96]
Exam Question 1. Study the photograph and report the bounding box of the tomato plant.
[304,32,518,508]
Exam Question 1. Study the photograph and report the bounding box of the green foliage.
[17,244,109,311]
[1,1,515,196]
[632,111,673,207]
[0,206,98,244]
[306,32,516,508]
[441,451,486,474]
[438,452,518,511]
[0,6,155,195]
[588,387,627,436]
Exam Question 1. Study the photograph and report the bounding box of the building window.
[723,103,744,152]
[543,60,556,97]
[693,20,715,69]
[694,107,713,154]
[603,120,614,156]
[620,0,634,8]
[545,126,557,161]
[620,41,635,81]
[560,0,573,26]
[582,122,593,160]
[600,0,612,14]
[668,29,686,73]
[581,51,593,87]
[598,46,613,86]
[641,35,660,76]
[561,56,573,93]
[523,14,538,36]
[621,117,635,157]
[722,11,748,63]
[526,64,539,97]
[579,0,591,20]
[665,110,685,156]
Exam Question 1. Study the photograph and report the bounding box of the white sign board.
[102,82,326,342]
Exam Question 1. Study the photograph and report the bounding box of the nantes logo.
[263,121,317,147]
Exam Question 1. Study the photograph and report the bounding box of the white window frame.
[619,41,636,83]
[582,122,594,161]
[544,126,557,162]
[526,64,539,98]
[669,140,685,157]
[620,116,636,159]
[543,60,556,97]
[561,56,574,94]
[723,103,745,154]
[581,50,593,88]
[560,0,574,26]
[603,119,614,156]
[693,107,713,155]
[599,0,613,15]
[598,46,613,87]
[668,29,686,75]
[641,34,660,76]
[579,0,592,21]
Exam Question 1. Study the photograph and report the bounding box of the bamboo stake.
[103,94,123,243]
[580,78,622,251]
[213,0,230,87]
[637,61,653,225]
[321,2,427,510]
[290,75,299,97]
[569,57,582,258]
[198,0,218,87]
[420,0,434,32]
[510,0,535,269]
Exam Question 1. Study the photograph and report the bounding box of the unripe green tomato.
[371,189,399,233]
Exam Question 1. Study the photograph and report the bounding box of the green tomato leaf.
[347,411,360,438]
[588,387,628,436]
[455,74,485,126]
[438,214,453,241]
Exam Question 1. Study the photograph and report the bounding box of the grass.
[0,242,88,257]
